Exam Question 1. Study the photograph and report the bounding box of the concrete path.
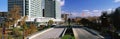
[73,28,99,39]
[32,28,65,39]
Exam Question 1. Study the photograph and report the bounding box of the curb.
[59,28,67,37]
[72,28,79,39]
[25,28,54,39]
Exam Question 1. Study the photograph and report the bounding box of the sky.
[0,0,120,17]
[0,0,7,12]
[61,0,120,17]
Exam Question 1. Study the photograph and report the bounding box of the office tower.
[8,0,43,18]
[8,0,25,16]
[45,0,61,19]
[28,0,42,18]
[55,0,61,19]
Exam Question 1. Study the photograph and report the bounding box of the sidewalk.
[83,27,104,39]
[26,28,54,39]
[26,28,65,39]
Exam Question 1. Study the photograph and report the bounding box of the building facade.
[8,0,43,18]
[0,12,8,17]
[44,0,61,19]
[45,0,55,18]
[8,0,62,24]
[28,0,42,18]
[8,0,25,16]
[55,0,61,19]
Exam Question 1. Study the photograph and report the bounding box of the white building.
[26,0,43,18]
[8,0,63,26]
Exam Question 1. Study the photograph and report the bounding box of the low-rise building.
[26,17,64,26]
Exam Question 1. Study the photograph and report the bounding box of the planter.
[61,27,75,39]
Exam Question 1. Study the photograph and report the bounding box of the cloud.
[62,11,69,14]
[62,10,102,18]
[92,10,100,12]
[62,11,81,18]
[81,10,102,17]
[114,0,120,2]
[83,10,89,12]
[71,12,81,17]
[106,8,115,14]
[62,8,115,18]
[57,0,65,6]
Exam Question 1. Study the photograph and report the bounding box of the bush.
[48,20,54,25]
[29,23,38,34]
[13,28,22,37]
[61,35,75,39]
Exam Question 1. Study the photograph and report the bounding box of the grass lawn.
[61,34,75,39]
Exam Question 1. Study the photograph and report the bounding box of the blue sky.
[62,0,120,12]
[0,0,7,12]
[0,0,120,17]
[61,0,120,17]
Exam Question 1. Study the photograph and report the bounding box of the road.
[73,28,99,39]
[32,28,64,39]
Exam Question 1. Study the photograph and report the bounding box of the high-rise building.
[44,0,55,18]
[8,0,62,22]
[28,0,42,18]
[8,0,25,16]
[44,0,61,19]
[8,0,43,18]
[55,0,61,19]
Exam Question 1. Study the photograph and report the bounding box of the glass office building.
[45,0,56,18]
[8,0,25,16]
[8,0,43,18]
[45,0,61,19]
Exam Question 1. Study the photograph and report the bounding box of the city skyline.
[0,0,120,17]
[0,0,120,39]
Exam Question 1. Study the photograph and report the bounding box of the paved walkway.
[32,28,64,39]
[73,28,99,39]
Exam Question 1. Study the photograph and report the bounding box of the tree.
[75,18,80,24]
[110,7,120,30]
[2,5,22,39]
[100,12,110,28]
[29,23,37,34]
[48,20,54,25]
[13,28,22,37]
[4,21,11,28]
[24,28,31,36]
[80,18,90,26]
[8,5,21,27]
[68,18,71,25]
[19,16,28,26]
[22,23,28,38]
[23,24,30,37]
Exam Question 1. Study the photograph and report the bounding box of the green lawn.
[61,34,75,39]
